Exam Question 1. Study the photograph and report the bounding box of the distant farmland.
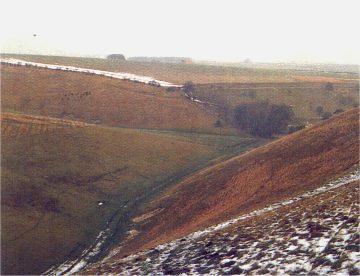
[2,54,358,84]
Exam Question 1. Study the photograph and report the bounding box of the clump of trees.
[333,109,344,114]
[321,112,332,120]
[241,91,256,99]
[234,102,294,138]
[315,105,333,120]
[316,106,324,116]
[107,54,126,61]
[166,86,177,92]
[338,95,355,106]
[324,82,334,91]
[288,124,306,134]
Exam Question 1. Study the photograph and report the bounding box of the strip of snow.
[1,58,181,88]
[44,230,109,275]
[184,92,205,104]
[1,58,214,106]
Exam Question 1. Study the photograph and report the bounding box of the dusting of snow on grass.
[44,230,109,275]
[87,169,359,275]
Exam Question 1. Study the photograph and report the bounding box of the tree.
[19,95,32,110]
[321,112,332,120]
[214,119,222,128]
[333,109,344,114]
[183,81,195,95]
[107,54,126,61]
[315,106,324,116]
[234,102,294,138]
[324,82,334,91]
[288,124,305,134]
[166,86,177,92]
[338,95,354,106]
[241,90,256,99]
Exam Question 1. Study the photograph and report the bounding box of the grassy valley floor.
[1,112,264,275]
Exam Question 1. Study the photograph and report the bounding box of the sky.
[1,0,359,64]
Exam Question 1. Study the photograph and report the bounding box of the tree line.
[234,102,294,138]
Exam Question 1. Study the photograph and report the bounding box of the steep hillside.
[99,108,359,264]
[2,54,357,84]
[87,172,359,274]
[0,112,262,275]
[1,65,223,133]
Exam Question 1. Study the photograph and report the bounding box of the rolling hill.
[2,61,357,137]
[1,64,224,133]
[91,108,359,270]
[0,112,263,275]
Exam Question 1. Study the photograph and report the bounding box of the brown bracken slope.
[103,108,359,264]
[1,65,221,132]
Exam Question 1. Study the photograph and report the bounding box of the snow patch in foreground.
[121,169,360,261]
[44,169,359,275]
[98,169,359,275]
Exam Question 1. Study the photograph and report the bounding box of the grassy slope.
[1,65,224,133]
[106,108,359,261]
[86,180,359,274]
[193,82,359,124]
[0,112,263,275]
[2,54,357,84]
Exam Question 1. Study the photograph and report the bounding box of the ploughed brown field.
[102,108,359,263]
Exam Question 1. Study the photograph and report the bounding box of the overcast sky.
[1,0,359,64]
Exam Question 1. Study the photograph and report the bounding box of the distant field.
[2,54,358,84]
[193,82,359,124]
[1,112,264,275]
[1,65,226,133]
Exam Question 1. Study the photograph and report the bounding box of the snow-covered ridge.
[1,58,181,88]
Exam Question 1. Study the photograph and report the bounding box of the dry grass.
[1,112,262,275]
[109,108,359,260]
[85,180,359,274]
[1,65,223,133]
